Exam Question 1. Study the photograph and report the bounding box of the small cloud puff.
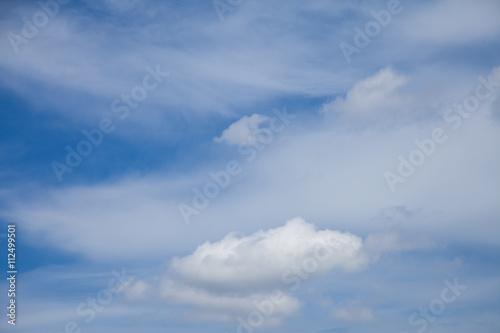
[214,114,270,146]
[321,67,408,116]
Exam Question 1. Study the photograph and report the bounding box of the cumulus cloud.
[123,217,429,324]
[321,67,408,116]
[149,217,367,323]
[214,114,270,146]
[170,217,365,291]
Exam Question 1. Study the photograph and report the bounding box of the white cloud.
[214,114,270,146]
[121,218,381,324]
[321,67,408,116]
[170,217,365,291]
[125,217,429,325]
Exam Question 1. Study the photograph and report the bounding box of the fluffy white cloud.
[123,218,428,325]
[214,114,270,146]
[321,67,407,116]
[129,217,364,325]
[170,217,365,290]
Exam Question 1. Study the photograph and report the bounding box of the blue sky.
[0,0,500,332]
